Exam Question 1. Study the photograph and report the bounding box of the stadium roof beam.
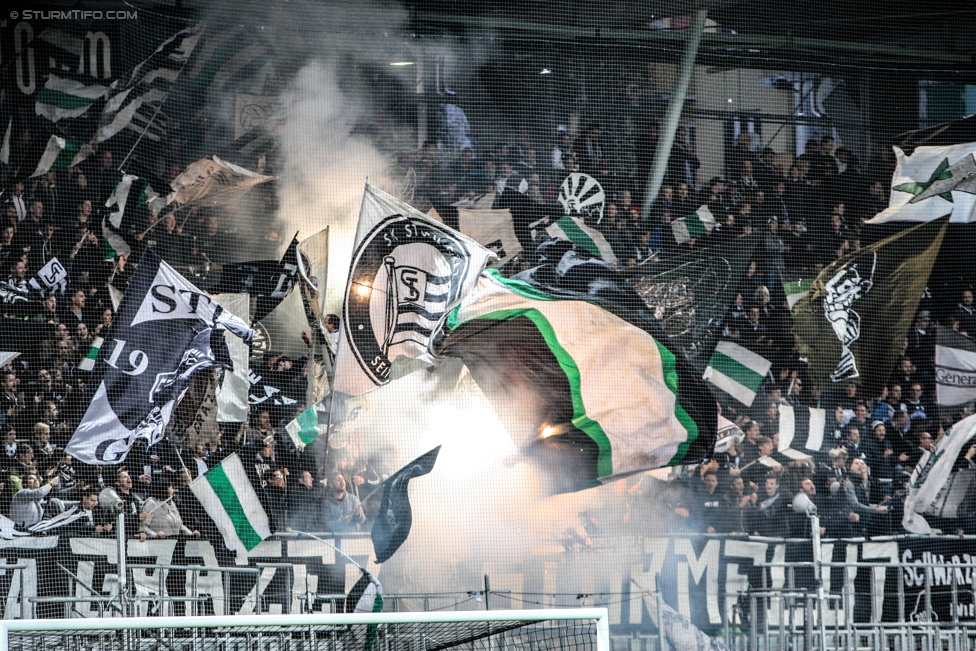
[410,11,976,76]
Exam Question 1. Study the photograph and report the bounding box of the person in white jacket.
[9,473,58,528]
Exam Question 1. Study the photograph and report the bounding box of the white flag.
[868,143,976,224]
[334,183,495,396]
[903,413,976,534]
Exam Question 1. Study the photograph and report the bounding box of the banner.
[0,534,970,629]
[935,325,976,406]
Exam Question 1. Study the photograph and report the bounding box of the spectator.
[750,475,791,538]
[695,471,724,533]
[952,289,976,337]
[140,478,199,539]
[9,472,59,528]
[322,471,365,533]
[287,469,325,532]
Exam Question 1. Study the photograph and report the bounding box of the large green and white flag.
[546,216,618,265]
[703,340,771,407]
[868,143,976,224]
[447,270,702,479]
[671,205,716,244]
[784,278,813,310]
[188,453,272,556]
[30,135,94,178]
[35,75,108,122]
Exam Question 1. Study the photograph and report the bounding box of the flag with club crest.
[334,183,494,396]
[868,143,976,223]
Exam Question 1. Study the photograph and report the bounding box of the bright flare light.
[356,284,371,297]
[390,61,415,66]
[540,425,557,439]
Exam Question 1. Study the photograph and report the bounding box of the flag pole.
[322,182,369,470]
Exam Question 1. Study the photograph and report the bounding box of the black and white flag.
[65,248,253,465]
[0,257,68,304]
[904,413,976,533]
[28,257,68,297]
[935,325,976,406]
[212,235,299,323]
[97,24,203,143]
[334,183,494,396]
[778,405,828,453]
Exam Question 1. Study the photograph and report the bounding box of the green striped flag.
[447,270,702,479]
[78,337,104,372]
[188,453,272,555]
[29,135,94,178]
[702,340,771,407]
[784,278,813,310]
[671,205,716,244]
[35,75,108,122]
[284,402,328,450]
[546,216,618,265]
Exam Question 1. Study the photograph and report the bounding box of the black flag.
[371,446,440,563]
[212,235,299,322]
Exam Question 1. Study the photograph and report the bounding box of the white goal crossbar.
[0,607,610,651]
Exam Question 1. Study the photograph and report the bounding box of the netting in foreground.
[4,618,601,651]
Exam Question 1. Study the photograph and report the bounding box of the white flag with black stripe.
[335,183,495,396]
[778,404,827,452]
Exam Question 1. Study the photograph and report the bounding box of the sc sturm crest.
[344,214,474,387]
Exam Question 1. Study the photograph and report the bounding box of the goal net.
[0,608,610,651]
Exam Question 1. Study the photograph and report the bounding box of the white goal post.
[0,607,610,651]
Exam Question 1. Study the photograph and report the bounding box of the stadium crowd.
[1,110,974,548]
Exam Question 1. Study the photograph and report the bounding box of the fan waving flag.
[793,218,947,398]
[65,248,253,465]
[903,413,976,534]
[371,446,440,563]
[189,453,272,555]
[334,183,495,396]
[868,143,976,224]
[212,235,300,322]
